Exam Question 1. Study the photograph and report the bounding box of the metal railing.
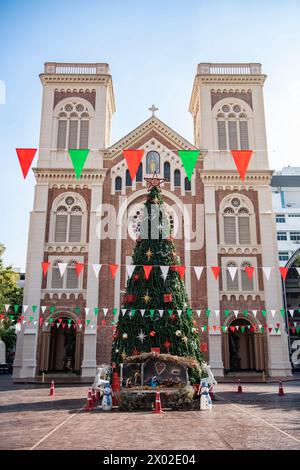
[197,63,262,75]
[44,62,110,75]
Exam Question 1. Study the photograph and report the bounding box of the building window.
[241,261,254,291]
[290,232,300,242]
[115,176,122,191]
[53,196,85,243]
[223,198,251,245]
[136,163,143,182]
[146,151,160,173]
[277,231,287,241]
[51,260,64,289]
[184,177,191,191]
[276,214,286,223]
[174,169,181,187]
[288,214,300,218]
[51,259,79,290]
[164,162,170,181]
[279,252,289,261]
[216,105,249,150]
[57,103,90,150]
[226,262,239,291]
[126,170,132,187]
[66,260,79,289]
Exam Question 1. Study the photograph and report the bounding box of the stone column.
[13,183,49,378]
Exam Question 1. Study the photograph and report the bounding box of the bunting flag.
[102,308,108,317]
[177,150,200,181]
[227,266,238,281]
[4,305,10,313]
[41,306,47,315]
[143,265,153,280]
[211,266,220,280]
[245,266,255,280]
[126,265,136,278]
[270,310,276,318]
[159,309,164,318]
[196,310,201,318]
[123,149,144,180]
[262,267,272,280]
[23,305,29,314]
[16,148,37,179]
[296,268,300,277]
[214,310,220,318]
[58,262,67,277]
[177,310,182,317]
[140,309,146,317]
[121,309,127,316]
[68,149,90,179]
[42,262,50,278]
[279,267,288,280]
[230,150,253,181]
[109,264,119,279]
[92,264,102,278]
[252,310,257,318]
[289,310,294,318]
[160,266,169,281]
[75,262,84,278]
[84,307,90,316]
[233,310,239,318]
[194,266,204,280]
[173,266,186,279]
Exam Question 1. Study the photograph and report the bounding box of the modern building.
[13,62,292,380]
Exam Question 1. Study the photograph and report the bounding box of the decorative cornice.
[200,170,273,186]
[33,168,107,185]
[39,74,112,87]
[219,246,260,255]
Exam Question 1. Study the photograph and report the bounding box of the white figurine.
[200,382,212,411]
[101,384,113,411]
[201,362,217,387]
[92,366,110,400]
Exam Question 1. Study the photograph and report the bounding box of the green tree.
[111,186,202,382]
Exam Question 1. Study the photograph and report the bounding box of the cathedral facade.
[13,62,292,379]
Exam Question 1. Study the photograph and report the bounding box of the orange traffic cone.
[278,380,285,396]
[91,388,96,403]
[85,387,93,411]
[152,391,163,414]
[49,379,55,396]
[237,379,243,393]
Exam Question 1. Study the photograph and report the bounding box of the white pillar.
[257,185,292,376]
[204,184,224,376]
[13,183,48,378]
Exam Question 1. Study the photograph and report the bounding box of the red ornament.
[132,348,140,356]
[163,340,171,350]
[170,314,177,321]
[149,330,156,337]
[193,320,197,326]
[136,236,141,242]
[164,294,173,303]
[133,274,139,280]
[123,294,136,303]
[151,347,160,354]
[200,343,208,353]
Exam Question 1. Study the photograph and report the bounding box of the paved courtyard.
[0,375,300,450]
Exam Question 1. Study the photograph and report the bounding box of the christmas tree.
[111,175,202,383]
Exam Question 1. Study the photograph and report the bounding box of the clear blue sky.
[1,0,300,268]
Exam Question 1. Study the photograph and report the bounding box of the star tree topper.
[144,171,167,191]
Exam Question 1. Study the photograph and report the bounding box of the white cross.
[148,104,158,116]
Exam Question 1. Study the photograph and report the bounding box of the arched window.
[146,151,160,173]
[66,260,78,289]
[53,195,85,243]
[136,163,143,182]
[226,262,239,291]
[241,261,254,291]
[115,176,122,191]
[184,177,191,191]
[174,169,181,187]
[216,104,249,150]
[57,102,90,150]
[223,197,251,245]
[51,260,63,289]
[164,162,170,181]
[126,170,132,187]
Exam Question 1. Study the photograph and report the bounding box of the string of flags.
[39,261,298,282]
[16,148,253,182]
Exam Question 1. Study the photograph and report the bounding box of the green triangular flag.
[205,309,210,317]
[280,309,285,317]
[49,317,53,324]
[68,149,90,179]
[10,315,14,321]
[50,306,55,314]
[32,305,37,313]
[203,325,207,331]
[187,309,193,317]
[113,308,118,316]
[14,305,19,313]
[29,316,33,322]
[178,150,200,181]
[150,309,155,317]
[86,319,90,325]
[262,310,267,317]
[168,309,173,316]
[68,319,72,324]
[75,307,81,315]
[244,310,248,316]
[296,327,300,335]
[224,309,230,317]
[241,326,245,333]
[131,309,136,317]
[222,326,226,332]
[94,307,99,316]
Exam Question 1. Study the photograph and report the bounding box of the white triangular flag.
[271,309,276,318]
[67,323,71,329]
[228,267,238,281]
[92,264,102,278]
[159,309,164,318]
[236,325,239,331]
[140,309,146,317]
[126,265,136,278]
[252,310,257,318]
[296,267,300,277]
[294,322,297,328]
[122,309,127,316]
[58,262,67,277]
[214,310,220,318]
[262,267,272,280]
[233,310,239,318]
[196,310,201,318]
[23,305,29,314]
[34,321,37,325]
[103,308,108,317]
[4,304,10,312]
[289,310,294,318]
[201,327,205,332]
[22,320,26,324]
[177,310,182,317]
[41,306,47,314]
[56,323,60,328]
[194,266,204,280]
[79,324,83,329]
[84,308,90,316]
[90,325,94,329]
[160,266,169,281]
[45,322,49,327]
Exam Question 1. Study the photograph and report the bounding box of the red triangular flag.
[123,149,144,180]
[230,150,253,181]
[58,318,63,323]
[16,148,37,179]
[211,266,220,280]
[279,267,288,280]
[245,266,254,280]
[175,266,186,280]
[143,265,153,280]
[42,262,50,278]
[39,318,44,327]
[230,326,235,332]
[109,264,119,279]
[75,262,84,278]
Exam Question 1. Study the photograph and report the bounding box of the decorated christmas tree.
[111,174,203,383]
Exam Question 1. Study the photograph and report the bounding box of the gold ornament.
[152,196,160,205]
[182,335,188,344]
[143,290,151,304]
[145,248,153,260]
[121,350,127,361]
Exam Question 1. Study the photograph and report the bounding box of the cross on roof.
[148,104,158,116]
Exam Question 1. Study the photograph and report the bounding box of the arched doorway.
[223,318,265,373]
[284,248,300,370]
[39,316,83,374]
